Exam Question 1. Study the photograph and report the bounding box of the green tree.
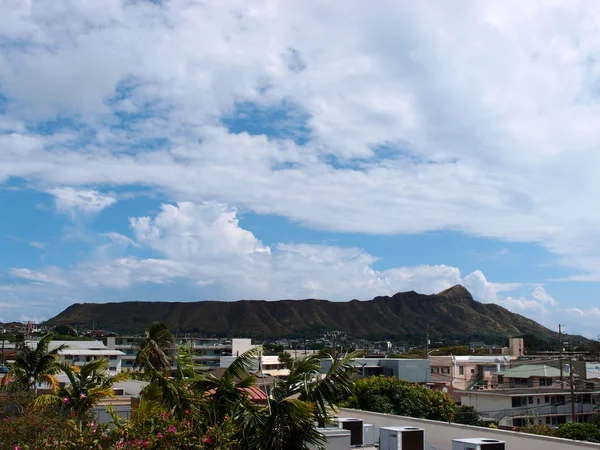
[1,333,66,395]
[556,422,600,442]
[278,351,293,368]
[454,405,482,426]
[343,375,455,421]
[134,322,175,374]
[35,358,129,424]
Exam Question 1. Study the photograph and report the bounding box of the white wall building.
[460,388,600,428]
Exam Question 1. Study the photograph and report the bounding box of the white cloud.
[0,2,599,282]
[532,286,558,306]
[3,2,600,331]
[101,232,139,248]
[4,199,594,335]
[9,267,69,286]
[48,187,116,216]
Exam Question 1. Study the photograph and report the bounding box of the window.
[459,366,464,375]
[442,367,450,374]
[545,395,550,403]
[109,355,117,360]
[64,355,73,360]
[512,397,528,408]
[471,369,475,374]
[109,367,116,371]
[431,367,440,374]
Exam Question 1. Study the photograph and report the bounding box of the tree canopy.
[342,375,456,422]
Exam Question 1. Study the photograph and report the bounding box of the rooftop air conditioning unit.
[379,426,424,450]
[337,418,364,447]
[308,428,351,450]
[363,423,375,446]
[452,438,506,450]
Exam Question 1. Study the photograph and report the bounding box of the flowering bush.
[1,400,238,450]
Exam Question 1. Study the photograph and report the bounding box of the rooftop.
[460,387,600,396]
[497,364,562,378]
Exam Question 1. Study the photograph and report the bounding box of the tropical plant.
[35,358,129,424]
[556,422,600,442]
[191,347,261,427]
[343,375,456,421]
[1,332,66,395]
[454,405,482,426]
[134,322,175,374]
[250,351,359,450]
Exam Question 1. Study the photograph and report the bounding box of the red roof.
[206,386,268,404]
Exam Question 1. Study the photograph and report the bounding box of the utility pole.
[303,332,307,356]
[569,355,577,423]
[559,324,563,381]
[425,325,430,359]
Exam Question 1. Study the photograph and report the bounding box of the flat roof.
[496,364,561,378]
[460,388,600,396]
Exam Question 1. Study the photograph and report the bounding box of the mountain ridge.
[47,285,556,341]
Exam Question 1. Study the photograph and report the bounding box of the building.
[460,387,600,428]
[495,364,563,389]
[107,336,236,371]
[320,358,430,384]
[46,340,125,374]
[429,355,511,397]
[220,339,290,377]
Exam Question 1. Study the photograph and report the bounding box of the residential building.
[44,340,124,374]
[460,388,600,428]
[106,336,236,371]
[495,364,563,388]
[429,355,511,397]
[320,358,430,384]
[220,339,290,377]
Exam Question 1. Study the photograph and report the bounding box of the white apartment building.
[106,336,236,371]
[461,388,600,428]
[219,339,290,377]
[43,340,125,374]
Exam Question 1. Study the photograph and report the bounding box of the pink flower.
[63,397,70,404]
[185,409,191,415]
[80,393,87,399]
[202,437,212,444]
[14,446,22,450]
[167,425,177,433]
[143,441,149,447]
[157,432,164,439]
[223,415,229,421]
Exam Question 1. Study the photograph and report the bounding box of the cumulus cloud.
[3,2,600,332]
[532,286,558,306]
[0,1,595,284]
[48,187,116,216]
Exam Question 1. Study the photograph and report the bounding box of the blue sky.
[1,1,600,337]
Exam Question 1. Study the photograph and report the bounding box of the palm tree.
[1,333,66,395]
[253,351,360,450]
[134,322,175,374]
[191,347,261,426]
[35,358,129,424]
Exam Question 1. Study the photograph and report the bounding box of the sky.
[1,1,600,338]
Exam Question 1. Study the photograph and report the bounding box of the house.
[460,387,600,428]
